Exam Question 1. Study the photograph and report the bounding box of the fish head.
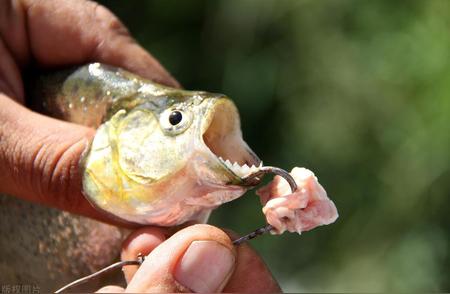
[82,87,262,226]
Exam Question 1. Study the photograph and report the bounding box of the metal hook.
[232,166,297,245]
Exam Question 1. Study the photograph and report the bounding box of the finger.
[0,95,126,224]
[0,0,30,67]
[125,224,236,293]
[19,0,179,87]
[0,37,24,102]
[96,285,125,293]
[121,227,167,283]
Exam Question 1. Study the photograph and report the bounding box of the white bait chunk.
[257,167,338,234]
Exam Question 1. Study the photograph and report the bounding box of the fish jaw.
[171,96,266,210]
[195,97,263,184]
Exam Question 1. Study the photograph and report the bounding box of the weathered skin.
[0,63,261,291]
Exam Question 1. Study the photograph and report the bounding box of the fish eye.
[160,107,193,135]
[169,110,183,125]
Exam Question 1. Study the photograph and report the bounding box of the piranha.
[35,63,263,227]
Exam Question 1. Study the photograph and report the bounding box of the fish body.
[0,63,261,290]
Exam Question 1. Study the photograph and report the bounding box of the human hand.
[96,224,281,293]
[0,0,178,223]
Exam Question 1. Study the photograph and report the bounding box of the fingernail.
[174,240,235,293]
[95,285,125,293]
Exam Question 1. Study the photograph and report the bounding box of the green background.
[98,0,450,291]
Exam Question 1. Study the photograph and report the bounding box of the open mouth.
[202,98,262,179]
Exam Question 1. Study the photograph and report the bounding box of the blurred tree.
[99,0,450,291]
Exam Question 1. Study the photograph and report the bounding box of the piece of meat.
[256,167,338,234]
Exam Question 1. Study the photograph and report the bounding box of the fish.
[0,63,262,291]
[36,63,262,226]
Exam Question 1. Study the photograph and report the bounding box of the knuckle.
[92,2,130,37]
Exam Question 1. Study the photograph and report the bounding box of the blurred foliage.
[99,0,450,291]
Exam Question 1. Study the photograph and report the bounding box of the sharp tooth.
[241,164,250,175]
[225,159,231,168]
[232,162,240,169]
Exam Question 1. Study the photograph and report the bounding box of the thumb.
[0,95,106,220]
[125,224,237,293]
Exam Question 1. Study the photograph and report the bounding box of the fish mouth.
[202,98,262,180]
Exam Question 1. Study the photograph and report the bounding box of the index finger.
[2,0,179,87]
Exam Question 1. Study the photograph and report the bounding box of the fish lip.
[201,97,262,183]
